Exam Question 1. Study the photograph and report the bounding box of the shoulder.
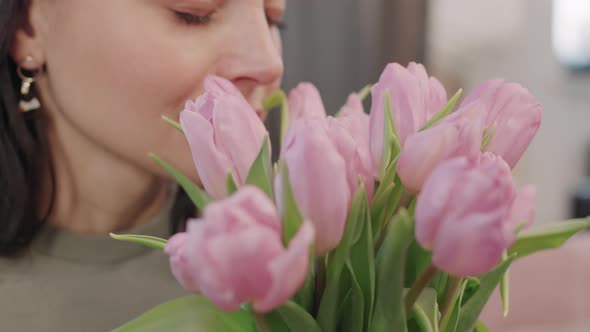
[0,252,34,278]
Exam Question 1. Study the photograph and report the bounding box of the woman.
[0,0,285,330]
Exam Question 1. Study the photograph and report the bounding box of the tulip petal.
[415,152,526,277]
[339,93,364,117]
[283,119,351,254]
[428,77,448,117]
[432,212,507,276]
[414,158,469,249]
[205,75,243,97]
[288,83,327,120]
[397,102,484,192]
[326,117,370,201]
[165,232,202,293]
[180,108,233,199]
[398,124,460,193]
[507,184,536,235]
[213,95,267,184]
[255,221,315,312]
[462,79,542,168]
[334,111,374,201]
[166,187,313,313]
[369,62,448,178]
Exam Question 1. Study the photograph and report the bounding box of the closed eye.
[174,11,213,25]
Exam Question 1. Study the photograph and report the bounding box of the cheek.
[43,1,219,178]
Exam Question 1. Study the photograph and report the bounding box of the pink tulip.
[180,75,268,199]
[415,153,536,276]
[164,232,198,293]
[369,62,447,177]
[461,79,542,168]
[508,185,537,232]
[287,82,327,120]
[165,186,315,313]
[338,93,364,117]
[278,118,351,255]
[327,97,374,201]
[396,102,484,192]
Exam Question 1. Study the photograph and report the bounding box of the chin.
[146,138,201,186]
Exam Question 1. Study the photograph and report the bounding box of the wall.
[428,0,590,223]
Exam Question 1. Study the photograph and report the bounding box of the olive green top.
[0,196,187,332]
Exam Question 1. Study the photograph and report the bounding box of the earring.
[17,56,41,113]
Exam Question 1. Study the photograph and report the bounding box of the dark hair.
[0,0,193,257]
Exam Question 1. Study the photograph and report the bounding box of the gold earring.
[17,56,41,113]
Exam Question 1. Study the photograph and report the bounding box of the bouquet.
[111,62,590,332]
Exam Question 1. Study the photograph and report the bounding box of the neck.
[41,115,170,234]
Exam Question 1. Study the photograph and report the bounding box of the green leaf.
[373,158,398,206]
[278,162,304,247]
[226,172,238,196]
[499,252,510,317]
[405,240,432,288]
[245,134,274,199]
[508,218,590,259]
[109,233,167,251]
[112,296,256,332]
[370,209,413,332]
[292,266,314,313]
[474,320,490,332]
[420,89,463,130]
[480,125,496,150]
[372,176,404,242]
[440,279,468,332]
[161,115,184,133]
[263,311,290,332]
[380,91,401,180]
[149,153,211,210]
[371,158,397,223]
[409,305,434,332]
[274,301,323,332]
[412,288,440,332]
[455,256,514,332]
[340,262,365,332]
[348,188,375,331]
[263,90,286,111]
[263,90,289,146]
[460,278,480,307]
[371,162,403,238]
[245,304,285,332]
[358,84,372,101]
[317,185,367,332]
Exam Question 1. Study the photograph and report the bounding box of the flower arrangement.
[111,62,590,332]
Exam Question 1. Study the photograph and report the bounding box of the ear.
[10,0,48,70]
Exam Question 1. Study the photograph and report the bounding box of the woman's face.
[19,0,285,181]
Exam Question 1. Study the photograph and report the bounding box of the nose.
[217,13,284,95]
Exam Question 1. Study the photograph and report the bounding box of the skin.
[10,0,285,233]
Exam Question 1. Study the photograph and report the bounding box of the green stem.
[313,256,327,316]
[253,311,271,332]
[404,264,438,313]
[439,276,461,325]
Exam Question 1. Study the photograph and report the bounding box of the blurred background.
[278,0,590,331]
